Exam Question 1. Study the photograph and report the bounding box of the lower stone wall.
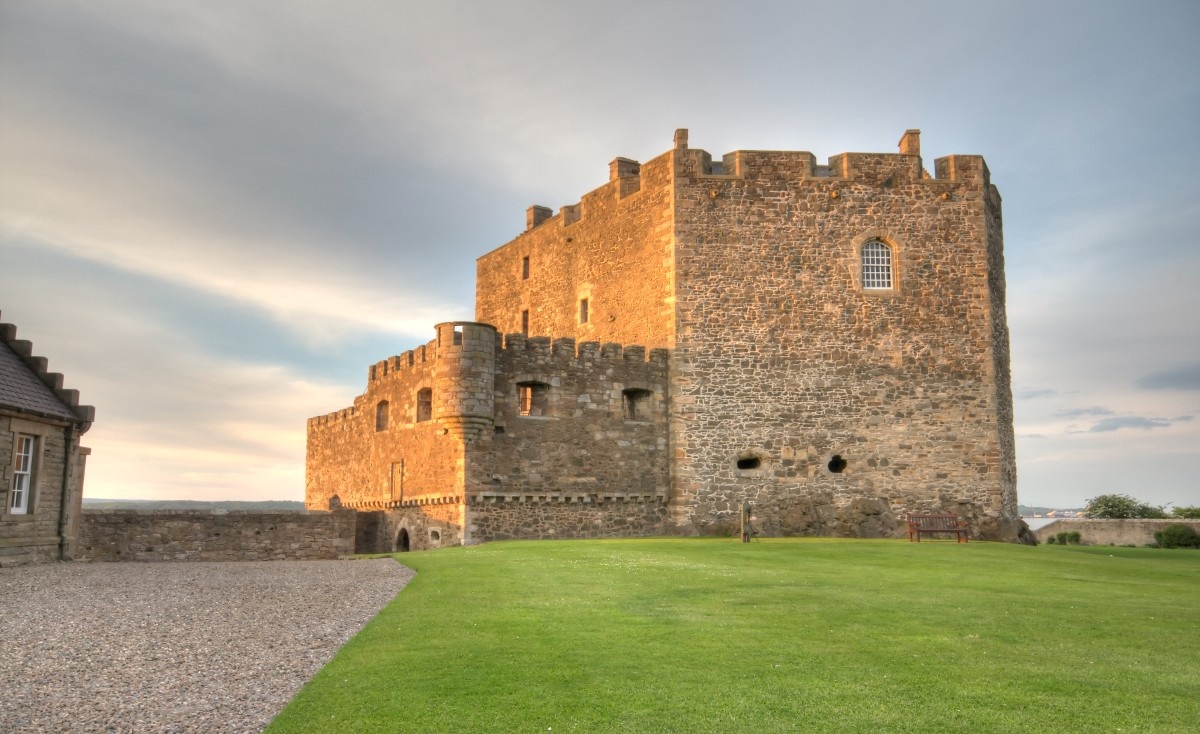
[356,504,464,553]
[467,494,667,542]
[79,509,356,562]
[1034,519,1200,547]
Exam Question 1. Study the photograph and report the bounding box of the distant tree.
[1171,506,1200,519]
[1083,494,1167,519]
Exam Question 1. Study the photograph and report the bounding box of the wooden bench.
[906,514,969,543]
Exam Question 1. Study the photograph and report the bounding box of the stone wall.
[78,509,356,562]
[667,139,1017,539]
[355,503,464,553]
[467,494,667,541]
[1034,519,1200,547]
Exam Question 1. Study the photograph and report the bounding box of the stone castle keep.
[307,129,1021,550]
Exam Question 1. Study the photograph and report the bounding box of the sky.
[2,0,1198,510]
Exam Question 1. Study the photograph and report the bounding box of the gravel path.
[0,559,415,734]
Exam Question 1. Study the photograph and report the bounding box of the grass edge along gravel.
[267,539,1200,734]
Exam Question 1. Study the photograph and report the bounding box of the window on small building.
[375,400,389,431]
[521,256,530,280]
[521,310,530,336]
[416,388,433,422]
[9,434,36,515]
[579,298,589,324]
[622,388,652,420]
[861,240,893,290]
[518,381,549,417]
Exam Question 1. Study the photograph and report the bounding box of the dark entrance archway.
[396,528,410,552]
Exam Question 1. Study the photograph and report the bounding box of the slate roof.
[0,313,94,427]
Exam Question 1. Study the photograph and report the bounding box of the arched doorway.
[396,528,410,552]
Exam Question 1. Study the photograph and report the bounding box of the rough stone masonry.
[308,128,1026,550]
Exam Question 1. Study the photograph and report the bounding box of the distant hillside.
[82,499,306,511]
[1019,504,1085,516]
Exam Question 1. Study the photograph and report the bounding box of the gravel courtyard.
[0,558,415,734]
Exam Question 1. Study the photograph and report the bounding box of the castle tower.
[433,322,497,442]
[473,129,1021,541]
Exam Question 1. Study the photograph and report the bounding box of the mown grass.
[267,540,1200,733]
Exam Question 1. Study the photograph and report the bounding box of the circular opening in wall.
[736,456,762,470]
[430,530,441,542]
[828,455,847,473]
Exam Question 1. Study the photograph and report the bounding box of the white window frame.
[9,434,36,515]
[861,240,893,290]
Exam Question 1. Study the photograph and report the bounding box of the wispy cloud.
[1137,364,1200,391]
[1087,416,1172,433]
[1055,406,1114,418]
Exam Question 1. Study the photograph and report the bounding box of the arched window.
[416,388,432,422]
[375,400,389,432]
[861,240,893,290]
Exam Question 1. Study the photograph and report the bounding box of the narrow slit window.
[521,310,529,336]
[375,400,389,432]
[416,388,432,422]
[521,255,530,280]
[579,298,589,324]
[861,240,893,289]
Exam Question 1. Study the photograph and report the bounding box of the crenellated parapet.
[307,406,358,428]
[498,332,668,367]
[512,129,991,239]
[672,128,988,194]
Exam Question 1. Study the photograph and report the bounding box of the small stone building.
[308,129,1025,549]
[0,313,94,566]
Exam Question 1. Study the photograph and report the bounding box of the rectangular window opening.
[518,383,549,417]
[521,256,530,280]
[579,298,589,324]
[521,310,529,336]
[622,389,652,421]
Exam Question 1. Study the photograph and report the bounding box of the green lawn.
[267,540,1200,733]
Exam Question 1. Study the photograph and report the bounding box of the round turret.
[433,322,497,442]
